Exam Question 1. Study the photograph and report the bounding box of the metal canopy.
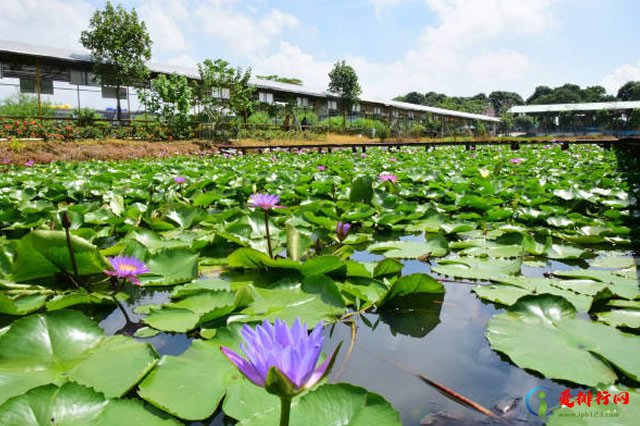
[510,101,640,114]
[0,39,500,122]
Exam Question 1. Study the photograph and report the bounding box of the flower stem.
[279,396,292,426]
[264,210,273,258]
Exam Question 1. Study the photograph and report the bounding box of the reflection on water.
[94,245,614,425]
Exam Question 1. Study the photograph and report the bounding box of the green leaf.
[487,295,640,386]
[239,284,345,325]
[367,236,449,258]
[0,310,158,405]
[140,247,199,286]
[12,231,107,282]
[373,258,403,279]
[349,176,374,204]
[138,339,239,420]
[0,383,179,426]
[432,257,522,281]
[596,309,640,329]
[229,383,401,426]
[380,273,443,307]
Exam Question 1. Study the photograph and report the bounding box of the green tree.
[196,59,256,139]
[582,85,614,102]
[488,91,524,115]
[80,1,152,122]
[138,74,193,139]
[514,114,537,133]
[328,60,362,130]
[526,86,553,104]
[397,91,426,105]
[617,81,640,101]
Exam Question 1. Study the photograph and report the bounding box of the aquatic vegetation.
[0,143,637,424]
[105,255,149,285]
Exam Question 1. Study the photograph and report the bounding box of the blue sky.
[1,0,639,99]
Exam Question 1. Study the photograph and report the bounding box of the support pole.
[35,58,42,122]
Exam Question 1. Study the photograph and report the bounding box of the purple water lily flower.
[24,160,35,167]
[104,255,149,286]
[317,165,326,171]
[336,222,351,242]
[360,153,367,158]
[249,193,284,210]
[509,158,524,164]
[2,158,10,164]
[379,173,398,184]
[389,157,397,162]
[221,319,338,396]
[174,176,187,184]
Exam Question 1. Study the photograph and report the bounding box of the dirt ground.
[0,139,216,164]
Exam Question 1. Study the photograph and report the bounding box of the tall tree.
[138,74,193,139]
[617,81,640,101]
[526,86,553,104]
[80,1,152,122]
[196,59,256,132]
[328,60,362,130]
[488,91,524,115]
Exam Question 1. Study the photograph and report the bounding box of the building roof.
[0,39,499,122]
[509,101,640,114]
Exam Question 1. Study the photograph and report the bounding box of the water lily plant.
[221,319,340,426]
[249,193,284,258]
[336,222,351,243]
[104,255,149,286]
[379,173,398,184]
[174,176,187,184]
[509,158,524,164]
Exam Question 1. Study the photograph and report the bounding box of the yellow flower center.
[119,264,137,273]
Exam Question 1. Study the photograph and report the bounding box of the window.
[408,111,415,119]
[352,103,361,113]
[296,96,309,107]
[212,87,230,99]
[392,109,400,118]
[70,70,98,86]
[0,62,3,79]
[259,91,274,104]
[101,86,127,99]
[20,78,53,95]
[327,100,337,110]
[372,106,382,115]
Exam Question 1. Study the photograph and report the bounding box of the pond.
[0,144,638,425]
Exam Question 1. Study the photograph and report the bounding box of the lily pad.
[0,310,158,405]
[225,382,401,426]
[138,339,239,420]
[0,382,179,426]
[487,295,640,386]
[367,236,448,258]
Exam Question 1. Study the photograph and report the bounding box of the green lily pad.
[432,257,522,281]
[225,382,401,426]
[596,309,640,329]
[487,295,640,386]
[138,339,239,420]
[0,382,179,426]
[552,269,639,300]
[12,231,107,282]
[0,310,158,405]
[367,236,448,258]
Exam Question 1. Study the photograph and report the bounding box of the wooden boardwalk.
[217,137,637,155]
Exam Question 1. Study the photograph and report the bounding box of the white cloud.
[138,0,189,52]
[600,61,640,95]
[195,0,298,53]
[370,0,409,17]
[0,0,92,49]
[467,50,530,83]
[256,0,553,98]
